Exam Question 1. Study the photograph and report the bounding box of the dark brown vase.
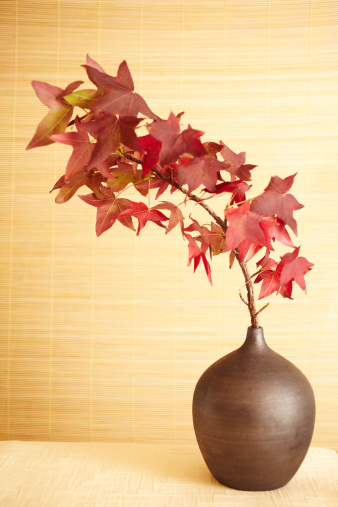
[192,326,316,491]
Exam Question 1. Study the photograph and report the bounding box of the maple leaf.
[79,192,135,236]
[209,222,226,256]
[64,89,100,109]
[107,160,142,192]
[50,174,66,193]
[149,112,207,166]
[134,165,178,200]
[184,233,212,285]
[119,116,144,153]
[115,201,169,236]
[254,269,281,300]
[224,201,269,253]
[238,240,263,262]
[53,170,107,204]
[279,280,294,299]
[152,201,184,234]
[260,216,294,248]
[279,246,314,292]
[134,177,164,197]
[265,173,298,194]
[256,249,278,271]
[203,179,251,204]
[82,113,120,169]
[250,173,304,235]
[203,142,224,158]
[229,250,236,268]
[82,113,143,171]
[54,170,90,204]
[183,216,203,235]
[184,218,213,258]
[219,142,256,180]
[85,54,106,73]
[180,125,208,158]
[85,172,109,200]
[83,57,161,120]
[179,156,229,193]
[153,164,179,198]
[50,117,93,179]
[137,134,162,176]
[26,80,83,150]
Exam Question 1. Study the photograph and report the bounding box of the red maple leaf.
[26,80,83,150]
[50,118,93,179]
[152,201,184,235]
[254,269,281,300]
[203,142,224,158]
[149,112,207,166]
[50,170,107,202]
[134,164,179,199]
[107,160,145,193]
[238,240,263,262]
[53,170,90,203]
[260,216,294,248]
[279,280,294,299]
[279,246,314,292]
[79,192,135,236]
[224,201,269,253]
[219,142,256,180]
[203,179,251,204]
[137,134,162,176]
[82,113,143,171]
[115,201,169,236]
[208,222,226,256]
[256,249,278,271]
[178,156,229,193]
[83,57,161,120]
[250,173,304,235]
[184,233,212,285]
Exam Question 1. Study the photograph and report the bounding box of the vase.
[192,326,316,491]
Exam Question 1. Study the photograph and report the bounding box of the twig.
[239,290,249,306]
[255,302,270,318]
[68,113,88,127]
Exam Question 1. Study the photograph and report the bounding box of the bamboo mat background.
[0,0,337,448]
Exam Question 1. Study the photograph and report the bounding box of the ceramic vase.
[192,326,316,491]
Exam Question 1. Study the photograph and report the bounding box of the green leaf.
[64,89,100,109]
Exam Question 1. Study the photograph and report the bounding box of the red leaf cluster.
[27,55,313,299]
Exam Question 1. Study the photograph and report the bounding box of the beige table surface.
[0,442,337,506]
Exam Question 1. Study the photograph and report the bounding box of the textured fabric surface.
[0,443,337,506]
[1,0,338,448]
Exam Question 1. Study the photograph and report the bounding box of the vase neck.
[243,326,269,352]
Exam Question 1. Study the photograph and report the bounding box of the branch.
[68,113,88,127]
[255,302,270,318]
[235,250,259,328]
[123,152,261,328]
[239,290,249,306]
[122,153,227,231]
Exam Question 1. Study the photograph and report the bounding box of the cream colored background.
[0,0,337,449]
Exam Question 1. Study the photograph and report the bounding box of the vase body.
[192,327,316,491]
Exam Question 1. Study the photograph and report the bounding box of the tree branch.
[123,152,261,328]
[239,290,249,306]
[255,302,270,318]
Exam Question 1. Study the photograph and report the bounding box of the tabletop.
[0,442,337,506]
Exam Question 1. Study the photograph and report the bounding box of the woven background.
[0,0,337,448]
